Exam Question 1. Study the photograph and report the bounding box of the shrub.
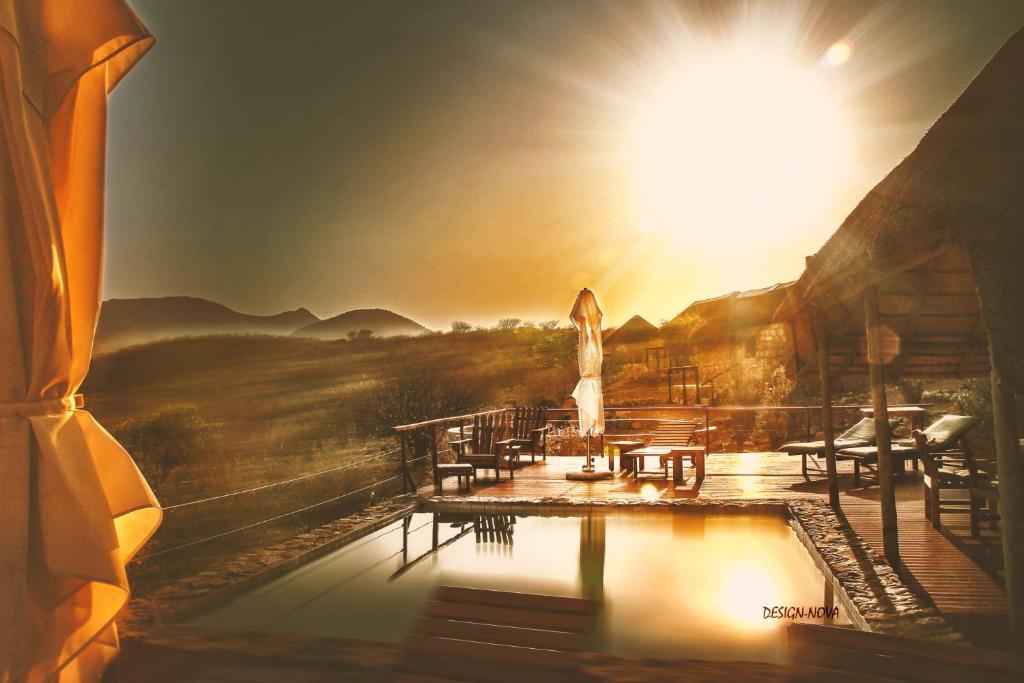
[952,377,993,448]
[114,406,214,486]
[348,367,486,450]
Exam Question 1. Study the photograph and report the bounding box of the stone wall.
[680,323,795,405]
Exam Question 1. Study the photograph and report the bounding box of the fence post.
[399,431,409,494]
[429,425,439,490]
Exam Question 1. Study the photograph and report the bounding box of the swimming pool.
[191,508,848,662]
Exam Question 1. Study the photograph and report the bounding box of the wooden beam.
[991,360,1023,647]
[814,312,840,509]
[864,286,899,563]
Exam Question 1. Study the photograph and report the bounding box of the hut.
[664,282,796,404]
[774,27,1024,643]
[603,314,659,363]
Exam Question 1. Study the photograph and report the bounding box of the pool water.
[191,509,848,662]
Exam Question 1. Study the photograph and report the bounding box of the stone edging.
[421,494,963,644]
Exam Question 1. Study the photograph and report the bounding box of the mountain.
[95,296,319,354]
[292,308,429,340]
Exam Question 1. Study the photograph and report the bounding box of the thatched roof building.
[603,315,659,347]
[669,282,794,347]
[774,27,1024,638]
[775,27,1024,391]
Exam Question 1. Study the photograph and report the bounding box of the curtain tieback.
[0,394,84,418]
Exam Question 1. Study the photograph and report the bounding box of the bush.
[114,406,214,486]
[952,378,993,448]
[348,368,485,444]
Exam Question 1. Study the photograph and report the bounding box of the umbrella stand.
[566,430,613,481]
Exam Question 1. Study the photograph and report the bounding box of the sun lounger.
[837,414,978,488]
[779,417,895,478]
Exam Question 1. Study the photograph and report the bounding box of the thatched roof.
[668,282,794,346]
[775,27,1024,391]
[603,315,659,346]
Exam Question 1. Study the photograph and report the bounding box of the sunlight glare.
[625,36,853,256]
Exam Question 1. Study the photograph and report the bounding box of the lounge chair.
[779,417,895,478]
[450,412,519,481]
[837,414,978,488]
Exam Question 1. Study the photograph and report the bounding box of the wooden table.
[859,406,928,432]
[606,440,643,472]
[629,446,706,484]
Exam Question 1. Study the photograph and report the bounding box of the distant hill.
[292,308,429,340]
[95,296,319,354]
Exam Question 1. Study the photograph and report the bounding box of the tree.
[495,318,522,332]
[349,366,485,454]
[450,320,472,334]
[538,320,560,331]
[347,329,374,341]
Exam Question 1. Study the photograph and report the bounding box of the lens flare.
[640,483,659,502]
[823,40,854,67]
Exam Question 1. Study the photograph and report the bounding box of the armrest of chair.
[531,425,551,434]
[449,438,471,456]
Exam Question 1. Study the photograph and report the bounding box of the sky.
[105,0,1024,330]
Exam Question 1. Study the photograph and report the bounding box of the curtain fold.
[0,1,161,681]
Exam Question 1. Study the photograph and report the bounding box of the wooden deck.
[422,452,1009,648]
[108,451,1010,682]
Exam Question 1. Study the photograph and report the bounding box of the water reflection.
[192,509,847,662]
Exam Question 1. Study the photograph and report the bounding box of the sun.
[624,39,853,256]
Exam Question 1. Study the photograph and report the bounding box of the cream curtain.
[570,288,605,437]
[0,1,161,681]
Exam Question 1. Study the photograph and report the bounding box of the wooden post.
[864,286,899,563]
[704,405,710,452]
[814,312,840,509]
[400,432,409,494]
[991,361,1023,644]
[429,425,439,490]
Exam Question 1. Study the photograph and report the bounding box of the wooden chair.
[450,412,519,481]
[914,415,980,529]
[967,449,999,537]
[509,406,550,462]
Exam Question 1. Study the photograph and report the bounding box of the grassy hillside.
[83,329,577,587]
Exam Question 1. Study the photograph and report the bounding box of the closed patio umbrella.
[567,288,610,479]
[0,1,161,681]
